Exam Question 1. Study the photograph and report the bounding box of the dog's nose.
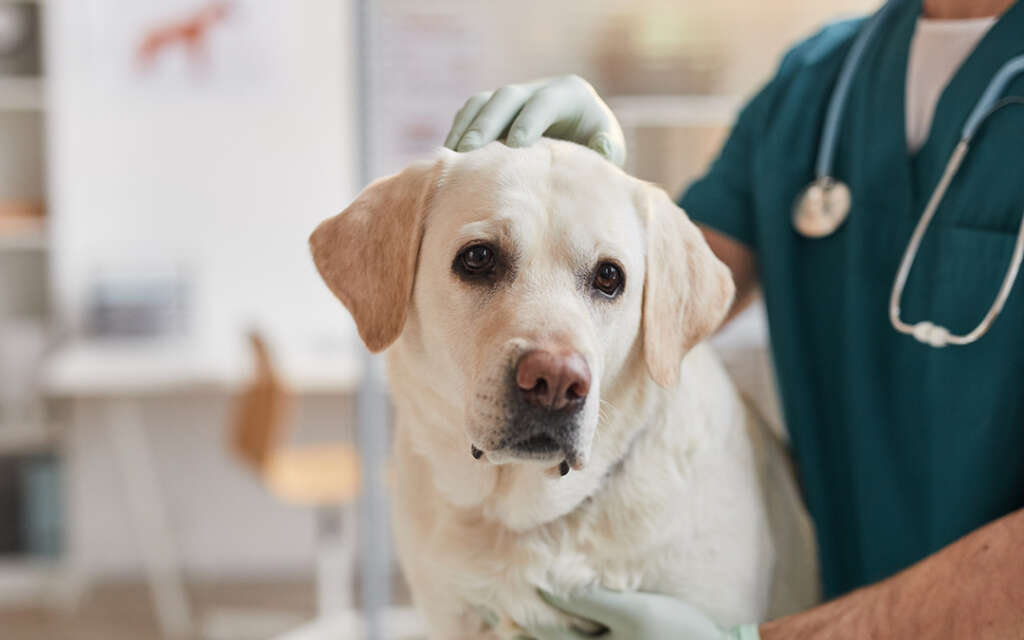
[515,350,591,411]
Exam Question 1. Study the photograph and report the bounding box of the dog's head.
[311,140,733,493]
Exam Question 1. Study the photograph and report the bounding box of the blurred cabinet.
[0,0,62,608]
[7,0,362,622]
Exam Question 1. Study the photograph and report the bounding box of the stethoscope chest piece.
[793,177,852,238]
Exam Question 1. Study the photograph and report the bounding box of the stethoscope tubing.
[890,119,1024,348]
[962,55,1024,138]
[810,0,1024,347]
[815,1,901,179]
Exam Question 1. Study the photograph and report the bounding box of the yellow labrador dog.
[310,140,818,639]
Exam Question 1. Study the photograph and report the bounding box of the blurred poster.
[85,0,284,94]
[370,5,481,177]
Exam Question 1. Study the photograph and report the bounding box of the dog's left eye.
[456,243,498,277]
[593,262,624,297]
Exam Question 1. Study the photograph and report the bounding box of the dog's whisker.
[597,398,621,423]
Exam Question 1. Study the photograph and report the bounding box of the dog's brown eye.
[593,262,623,297]
[458,244,497,275]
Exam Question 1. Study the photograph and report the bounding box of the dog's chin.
[483,449,561,473]
[470,434,590,478]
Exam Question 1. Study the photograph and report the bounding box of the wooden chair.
[229,332,361,616]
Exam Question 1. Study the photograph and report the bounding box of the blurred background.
[0,0,874,638]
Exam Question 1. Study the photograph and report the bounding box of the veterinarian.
[444,0,1024,637]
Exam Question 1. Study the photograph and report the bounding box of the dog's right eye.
[455,243,498,278]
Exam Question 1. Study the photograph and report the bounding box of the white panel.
[45,0,359,343]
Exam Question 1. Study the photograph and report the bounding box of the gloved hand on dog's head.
[444,75,626,167]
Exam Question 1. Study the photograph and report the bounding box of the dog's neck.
[386,337,669,531]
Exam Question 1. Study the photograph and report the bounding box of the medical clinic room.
[2,0,1024,638]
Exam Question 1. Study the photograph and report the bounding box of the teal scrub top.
[681,0,1024,598]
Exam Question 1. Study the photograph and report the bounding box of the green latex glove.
[443,75,627,166]
[526,587,761,640]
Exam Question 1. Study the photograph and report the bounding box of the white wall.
[46,0,359,343]
[42,0,361,579]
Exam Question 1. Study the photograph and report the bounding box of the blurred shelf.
[0,227,47,250]
[0,76,44,111]
[0,219,47,251]
[0,422,57,454]
[608,94,743,129]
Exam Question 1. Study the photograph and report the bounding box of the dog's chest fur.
[388,345,775,638]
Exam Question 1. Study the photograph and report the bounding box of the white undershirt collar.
[905,15,997,152]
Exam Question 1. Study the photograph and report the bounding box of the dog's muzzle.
[471,349,590,477]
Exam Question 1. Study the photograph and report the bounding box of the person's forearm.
[698,225,759,324]
[760,508,1024,640]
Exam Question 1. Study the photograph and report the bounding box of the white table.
[42,335,363,638]
[44,336,362,397]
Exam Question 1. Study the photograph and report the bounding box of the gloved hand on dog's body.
[523,587,760,640]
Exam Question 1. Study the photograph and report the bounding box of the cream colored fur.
[311,140,819,639]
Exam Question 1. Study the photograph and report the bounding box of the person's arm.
[700,224,759,324]
[760,507,1024,640]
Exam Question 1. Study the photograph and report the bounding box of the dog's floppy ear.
[638,183,735,387]
[310,153,449,352]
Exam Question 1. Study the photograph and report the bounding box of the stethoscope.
[792,0,1024,347]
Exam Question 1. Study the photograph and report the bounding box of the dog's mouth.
[513,433,561,455]
[470,433,583,478]
[512,434,573,477]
